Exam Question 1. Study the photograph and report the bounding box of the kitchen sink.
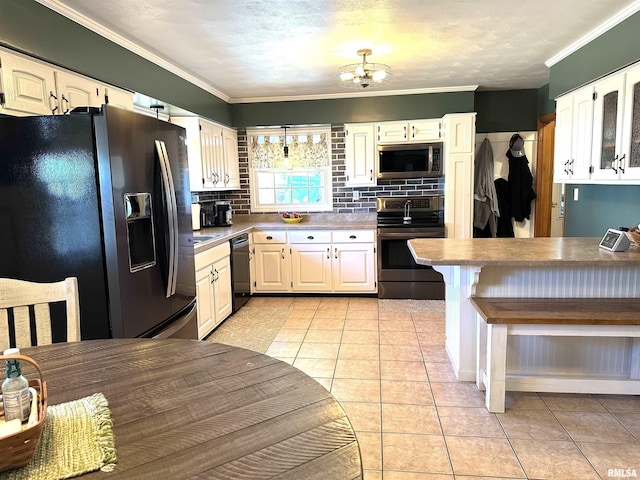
[192,234,224,244]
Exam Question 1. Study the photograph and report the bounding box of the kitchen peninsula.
[408,237,640,407]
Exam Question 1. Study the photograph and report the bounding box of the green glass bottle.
[2,348,31,423]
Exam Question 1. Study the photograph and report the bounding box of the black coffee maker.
[213,201,232,226]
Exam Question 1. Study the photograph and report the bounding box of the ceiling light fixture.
[337,48,392,89]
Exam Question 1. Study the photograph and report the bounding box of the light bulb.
[373,70,387,82]
[355,65,365,76]
[340,72,354,82]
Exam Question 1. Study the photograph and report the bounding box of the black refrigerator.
[0,105,197,341]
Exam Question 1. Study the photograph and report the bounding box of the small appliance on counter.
[191,203,201,230]
[199,201,233,227]
[214,201,233,226]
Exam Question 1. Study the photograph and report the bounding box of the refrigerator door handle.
[155,140,179,298]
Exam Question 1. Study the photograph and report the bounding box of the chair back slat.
[0,277,80,347]
[13,306,32,349]
[0,310,9,351]
[34,303,53,346]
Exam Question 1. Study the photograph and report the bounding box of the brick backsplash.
[191,126,444,216]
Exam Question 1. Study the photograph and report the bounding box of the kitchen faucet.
[403,199,412,222]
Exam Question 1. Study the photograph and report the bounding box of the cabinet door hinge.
[253,281,256,287]
[589,165,594,173]
[374,281,377,288]
[593,92,597,101]
[374,247,376,253]
[290,281,293,288]
[0,92,5,106]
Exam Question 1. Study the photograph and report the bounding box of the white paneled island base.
[408,237,640,397]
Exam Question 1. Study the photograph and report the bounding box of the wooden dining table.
[21,338,362,479]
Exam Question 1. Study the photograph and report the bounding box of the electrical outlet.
[353,191,360,200]
[573,187,579,201]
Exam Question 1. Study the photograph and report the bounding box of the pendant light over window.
[282,126,289,158]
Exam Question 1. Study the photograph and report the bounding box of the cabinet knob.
[619,153,626,174]
[334,247,338,259]
[349,235,357,239]
[281,248,285,259]
[266,235,273,240]
[307,235,314,240]
[326,248,330,259]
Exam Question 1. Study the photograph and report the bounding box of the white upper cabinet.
[592,63,640,182]
[222,126,240,190]
[103,85,134,111]
[554,61,640,184]
[0,48,133,116]
[553,85,594,182]
[344,123,376,186]
[54,70,102,113]
[591,72,625,181]
[408,119,442,142]
[620,64,640,181]
[377,119,441,144]
[171,117,240,192]
[0,51,57,115]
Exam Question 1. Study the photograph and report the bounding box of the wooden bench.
[471,297,640,413]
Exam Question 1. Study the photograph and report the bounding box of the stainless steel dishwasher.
[230,233,251,312]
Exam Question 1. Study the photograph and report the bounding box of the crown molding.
[229,85,479,104]
[545,0,640,67]
[35,0,231,103]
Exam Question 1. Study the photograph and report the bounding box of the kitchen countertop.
[192,221,377,254]
[408,236,640,267]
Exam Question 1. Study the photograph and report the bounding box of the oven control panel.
[376,195,443,212]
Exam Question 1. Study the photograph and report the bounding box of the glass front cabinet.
[592,64,640,182]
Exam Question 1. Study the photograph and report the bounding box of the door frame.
[534,113,556,237]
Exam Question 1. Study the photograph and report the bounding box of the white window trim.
[248,126,334,213]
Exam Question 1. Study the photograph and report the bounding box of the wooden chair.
[0,277,80,349]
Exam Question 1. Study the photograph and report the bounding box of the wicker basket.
[0,353,47,473]
[629,227,640,246]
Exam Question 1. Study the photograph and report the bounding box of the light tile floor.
[250,296,640,479]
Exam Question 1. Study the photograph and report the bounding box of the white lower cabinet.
[290,231,332,292]
[332,242,376,292]
[195,242,232,339]
[255,229,377,294]
[253,231,291,292]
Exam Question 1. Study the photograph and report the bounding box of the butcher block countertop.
[408,237,640,267]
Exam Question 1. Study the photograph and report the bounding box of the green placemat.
[1,392,116,480]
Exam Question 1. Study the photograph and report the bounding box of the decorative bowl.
[282,213,303,223]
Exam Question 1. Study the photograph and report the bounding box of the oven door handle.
[378,231,444,239]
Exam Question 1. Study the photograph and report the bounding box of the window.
[248,126,333,212]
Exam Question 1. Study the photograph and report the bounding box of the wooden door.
[534,113,557,237]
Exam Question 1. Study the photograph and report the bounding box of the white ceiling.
[40,0,639,103]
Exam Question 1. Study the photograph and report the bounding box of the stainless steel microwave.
[377,142,443,179]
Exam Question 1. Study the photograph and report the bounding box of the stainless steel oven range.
[377,195,445,299]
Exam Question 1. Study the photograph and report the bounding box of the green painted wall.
[473,90,538,133]
[537,84,555,117]
[230,91,475,128]
[0,0,231,124]
[564,184,640,236]
[549,11,640,98]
